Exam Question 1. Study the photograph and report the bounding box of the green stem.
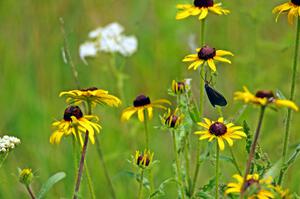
[84,162,96,199]
[191,19,206,197]
[26,185,36,199]
[172,130,186,199]
[278,16,300,185]
[95,138,116,199]
[184,133,191,194]
[0,153,8,169]
[229,147,242,175]
[88,101,116,199]
[240,106,266,198]
[215,143,220,199]
[137,169,144,199]
[73,132,89,199]
[110,53,126,104]
[217,108,241,175]
[143,110,149,150]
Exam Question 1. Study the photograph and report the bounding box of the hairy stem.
[172,130,186,199]
[137,169,144,199]
[26,185,36,199]
[143,110,149,150]
[73,132,89,199]
[240,106,266,198]
[215,143,220,199]
[278,16,300,185]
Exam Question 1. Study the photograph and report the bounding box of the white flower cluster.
[0,135,21,153]
[80,22,138,64]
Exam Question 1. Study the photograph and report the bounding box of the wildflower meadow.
[1,0,300,198]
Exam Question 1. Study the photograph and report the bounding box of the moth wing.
[205,84,227,107]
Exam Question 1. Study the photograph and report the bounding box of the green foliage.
[36,172,66,199]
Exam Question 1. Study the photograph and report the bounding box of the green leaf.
[243,121,252,154]
[149,178,175,198]
[36,172,66,199]
[263,159,281,180]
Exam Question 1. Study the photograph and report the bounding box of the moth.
[205,82,227,107]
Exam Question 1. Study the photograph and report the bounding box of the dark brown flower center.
[244,179,260,190]
[133,95,151,107]
[137,155,150,166]
[194,0,214,7]
[63,106,83,121]
[255,90,275,102]
[80,87,98,91]
[209,122,227,136]
[291,0,300,6]
[198,45,216,60]
[165,115,179,128]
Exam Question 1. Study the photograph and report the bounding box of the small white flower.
[118,36,138,57]
[80,22,138,63]
[0,135,21,153]
[79,42,98,65]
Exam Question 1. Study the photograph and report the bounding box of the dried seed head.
[133,95,151,107]
[194,0,214,7]
[291,0,300,6]
[198,45,216,60]
[209,122,227,136]
[63,106,83,121]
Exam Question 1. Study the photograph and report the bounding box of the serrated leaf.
[36,172,66,199]
[243,121,252,154]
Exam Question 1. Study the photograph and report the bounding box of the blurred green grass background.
[0,0,299,198]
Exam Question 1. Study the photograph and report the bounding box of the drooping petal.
[207,59,217,72]
[121,107,137,121]
[137,109,145,122]
[217,137,225,150]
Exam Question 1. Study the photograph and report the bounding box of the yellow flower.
[121,94,171,122]
[273,185,292,199]
[273,0,300,24]
[59,87,121,107]
[234,86,299,111]
[162,108,184,128]
[19,168,34,186]
[182,45,233,72]
[176,0,230,20]
[225,174,274,199]
[194,117,246,150]
[135,150,154,168]
[50,106,101,147]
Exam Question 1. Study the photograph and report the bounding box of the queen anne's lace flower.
[0,135,21,153]
[79,22,138,64]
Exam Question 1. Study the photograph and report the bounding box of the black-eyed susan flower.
[182,45,233,72]
[273,0,300,24]
[194,117,246,150]
[59,87,121,107]
[225,174,274,199]
[234,86,299,111]
[135,150,154,168]
[162,108,184,128]
[50,106,101,147]
[172,80,187,95]
[121,94,171,122]
[176,0,230,20]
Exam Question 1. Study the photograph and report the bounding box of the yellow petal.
[217,137,225,150]
[274,99,299,111]
[121,107,137,121]
[207,59,217,72]
[198,8,208,20]
[216,50,234,56]
[213,56,232,64]
[138,109,145,122]
[147,107,153,120]
[182,54,198,62]
[176,10,191,20]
